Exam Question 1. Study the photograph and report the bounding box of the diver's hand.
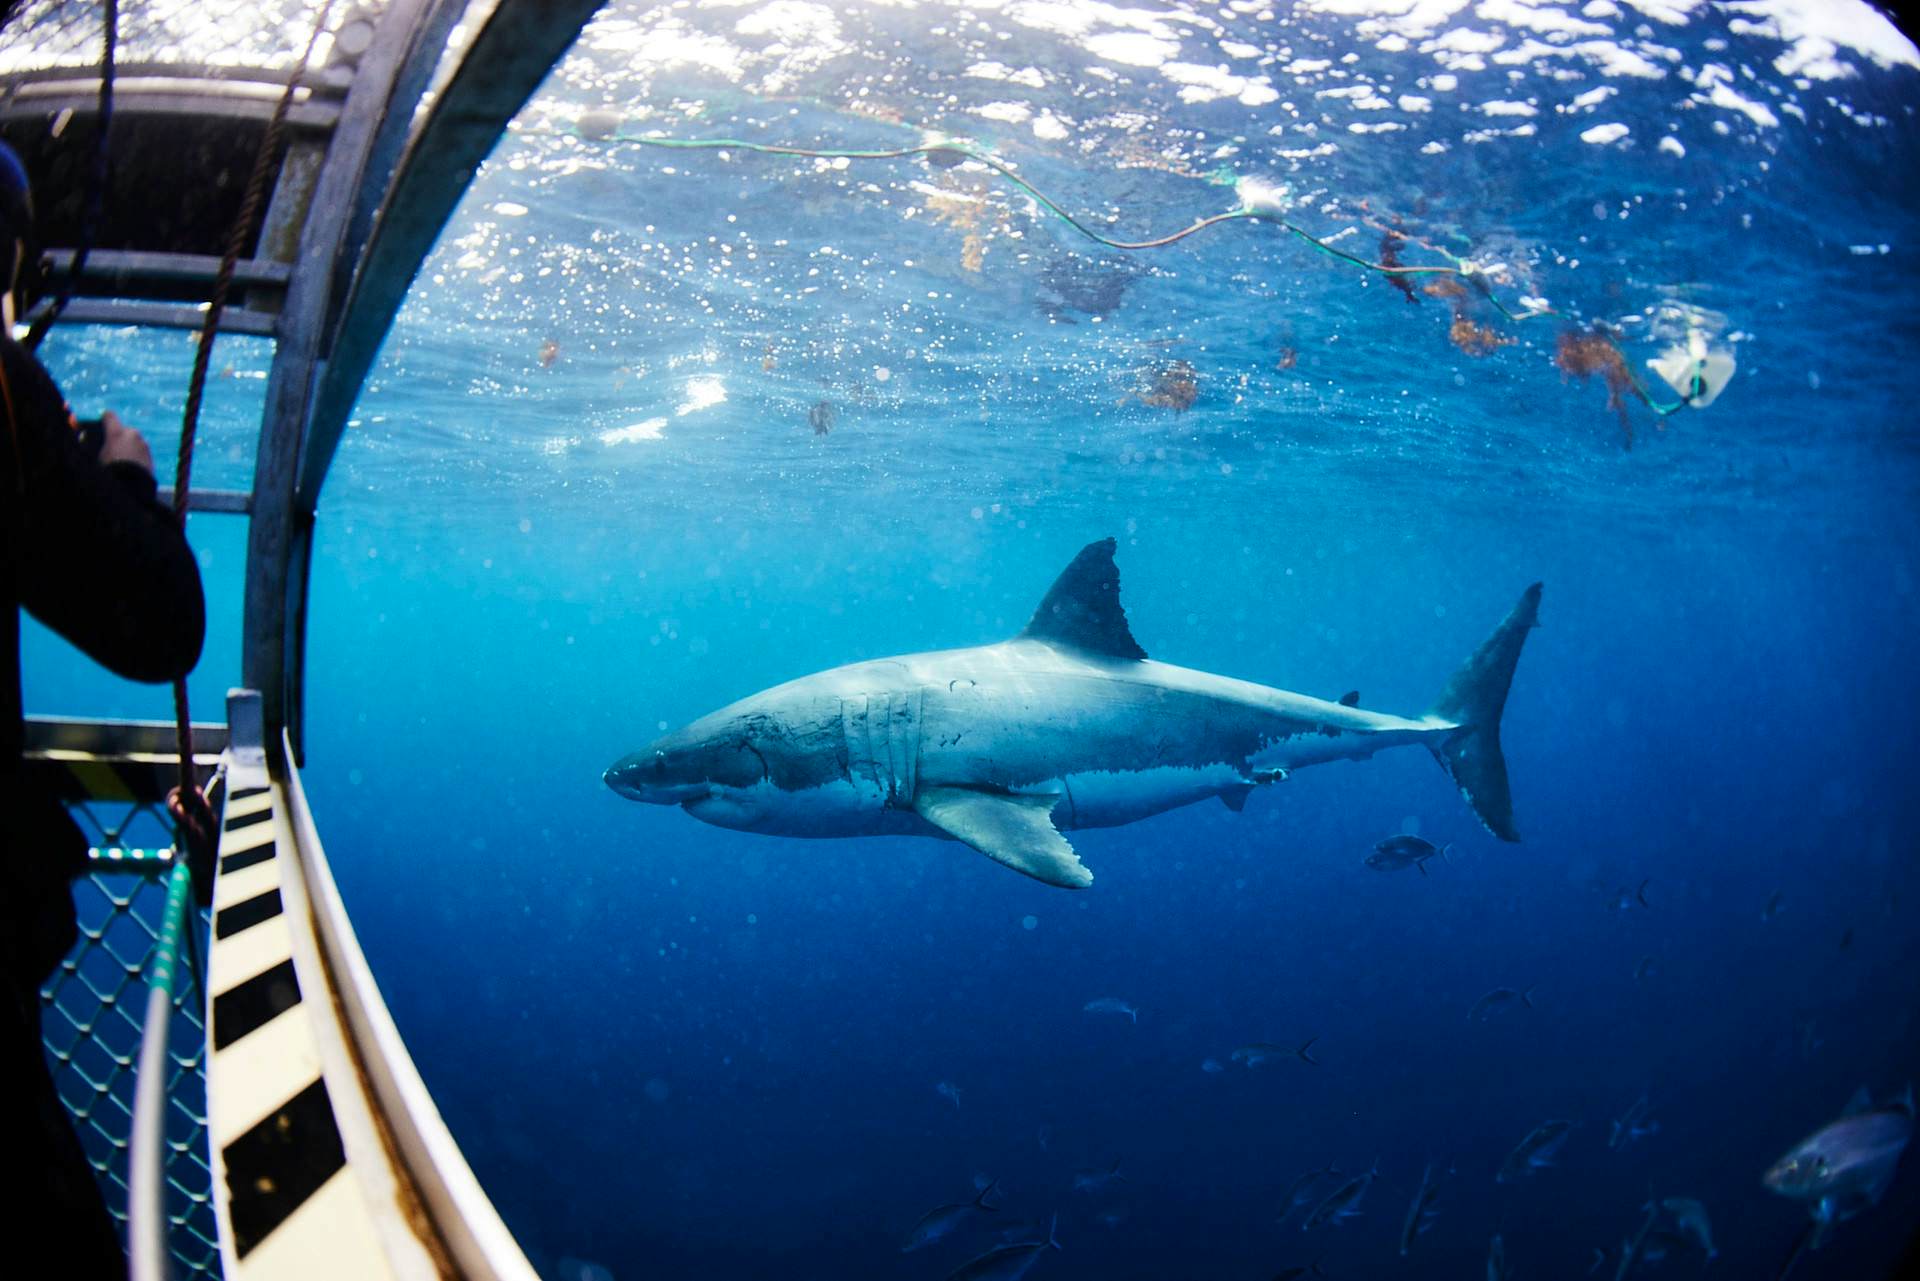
[96,411,155,476]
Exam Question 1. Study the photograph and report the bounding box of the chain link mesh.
[42,799,219,1281]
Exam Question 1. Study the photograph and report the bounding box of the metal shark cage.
[2,1,600,1275]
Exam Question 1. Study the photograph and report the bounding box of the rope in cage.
[165,0,341,877]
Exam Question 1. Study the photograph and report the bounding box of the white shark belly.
[1056,763,1254,829]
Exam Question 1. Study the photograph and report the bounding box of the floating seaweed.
[808,400,837,436]
[1136,359,1199,413]
[538,338,561,368]
[1037,254,1138,323]
[1417,274,1512,357]
[1270,319,1301,372]
[1380,231,1420,306]
[1555,326,1649,448]
[924,171,1005,273]
[1449,314,1512,358]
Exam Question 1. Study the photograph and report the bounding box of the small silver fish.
[1613,1199,1659,1281]
[1468,986,1536,1021]
[1497,1119,1572,1182]
[1764,1085,1914,1245]
[1639,1228,1697,1265]
[944,1214,1060,1281]
[1660,1197,1717,1260]
[1276,1164,1341,1223]
[1608,1092,1658,1150]
[1399,1161,1441,1257]
[1232,1037,1321,1067]
[936,1081,963,1110]
[1082,997,1139,1024]
[1367,834,1451,875]
[1303,1165,1375,1229]
[903,1179,1001,1252]
[1608,878,1651,911]
[1486,1232,1510,1281]
[1071,1158,1125,1194]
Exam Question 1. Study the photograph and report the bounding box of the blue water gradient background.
[23,0,1920,1276]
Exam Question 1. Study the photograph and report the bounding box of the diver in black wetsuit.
[0,141,205,1278]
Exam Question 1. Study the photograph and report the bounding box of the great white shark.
[606,539,1540,889]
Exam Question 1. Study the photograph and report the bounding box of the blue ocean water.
[23,1,1920,1278]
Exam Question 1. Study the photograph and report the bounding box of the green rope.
[611,132,1580,315]
[147,860,193,996]
[1624,364,1688,418]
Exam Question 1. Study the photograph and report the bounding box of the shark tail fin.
[1427,583,1541,842]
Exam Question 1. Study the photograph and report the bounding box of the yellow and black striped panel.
[206,785,393,1278]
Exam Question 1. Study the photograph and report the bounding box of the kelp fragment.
[1136,359,1199,412]
[808,399,837,436]
[1380,231,1420,305]
[1555,327,1651,448]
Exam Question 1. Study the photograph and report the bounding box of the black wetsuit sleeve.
[2,339,205,683]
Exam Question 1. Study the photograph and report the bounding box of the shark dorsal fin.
[1339,690,1360,707]
[1019,537,1147,660]
[1842,1086,1875,1117]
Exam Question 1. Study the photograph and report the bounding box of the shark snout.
[604,750,683,804]
[604,743,727,807]
[603,761,645,801]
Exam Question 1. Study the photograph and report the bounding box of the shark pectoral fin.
[1220,785,1253,813]
[914,786,1093,889]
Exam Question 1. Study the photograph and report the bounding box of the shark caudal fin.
[1427,583,1541,842]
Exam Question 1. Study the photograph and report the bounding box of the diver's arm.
[5,341,206,683]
